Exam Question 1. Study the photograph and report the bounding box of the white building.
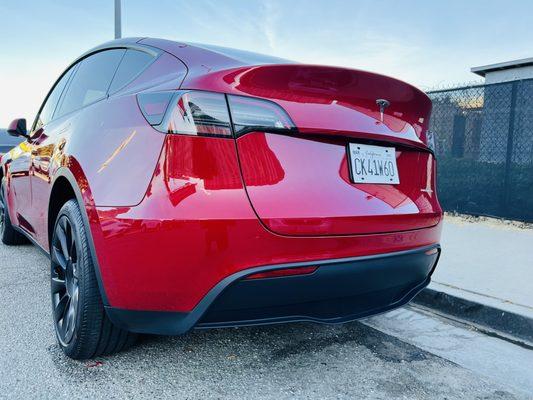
[471,58,533,84]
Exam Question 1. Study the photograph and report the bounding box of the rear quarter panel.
[29,50,187,247]
[63,95,167,207]
[27,97,167,249]
[63,51,188,207]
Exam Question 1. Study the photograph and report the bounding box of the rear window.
[109,49,155,93]
[56,49,125,118]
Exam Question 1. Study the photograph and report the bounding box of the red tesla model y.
[1,38,442,359]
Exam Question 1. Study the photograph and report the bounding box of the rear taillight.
[136,92,175,125]
[141,91,233,137]
[227,95,296,137]
[138,90,296,138]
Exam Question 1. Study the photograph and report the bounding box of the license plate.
[347,143,399,184]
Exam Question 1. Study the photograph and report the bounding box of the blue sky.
[1,0,532,126]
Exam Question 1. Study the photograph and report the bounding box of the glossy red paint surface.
[1,38,442,314]
[183,65,432,146]
[139,39,431,147]
[236,132,441,236]
[89,133,442,312]
[2,47,187,251]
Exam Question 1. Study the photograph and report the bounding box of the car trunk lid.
[227,65,441,236]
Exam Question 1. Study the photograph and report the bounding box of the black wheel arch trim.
[48,168,110,305]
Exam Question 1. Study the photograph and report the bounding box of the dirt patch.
[444,212,533,231]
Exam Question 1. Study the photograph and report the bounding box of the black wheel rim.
[51,215,79,346]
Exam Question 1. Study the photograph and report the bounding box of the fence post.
[501,81,519,215]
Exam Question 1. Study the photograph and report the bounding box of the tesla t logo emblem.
[376,99,390,122]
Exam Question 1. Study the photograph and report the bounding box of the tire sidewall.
[0,183,6,238]
[0,180,12,240]
[51,200,90,355]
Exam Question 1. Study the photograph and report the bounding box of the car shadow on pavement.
[133,321,430,365]
[45,318,521,399]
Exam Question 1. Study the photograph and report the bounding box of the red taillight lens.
[245,266,318,280]
[227,94,296,137]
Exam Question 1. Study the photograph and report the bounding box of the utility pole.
[114,0,122,39]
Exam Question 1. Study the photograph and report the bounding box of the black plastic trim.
[12,224,49,257]
[198,277,432,330]
[50,168,110,305]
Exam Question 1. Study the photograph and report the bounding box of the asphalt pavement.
[1,242,532,400]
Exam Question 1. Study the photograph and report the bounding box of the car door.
[29,49,125,245]
[12,65,77,238]
[6,138,33,233]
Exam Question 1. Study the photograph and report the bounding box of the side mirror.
[7,118,29,139]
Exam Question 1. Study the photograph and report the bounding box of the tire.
[0,180,28,245]
[50,199,137,359]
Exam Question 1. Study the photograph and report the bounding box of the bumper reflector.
[245,266,318,280]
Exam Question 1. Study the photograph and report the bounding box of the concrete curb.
[413,287,533,344]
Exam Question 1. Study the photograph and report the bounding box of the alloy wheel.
[51,215,80,346]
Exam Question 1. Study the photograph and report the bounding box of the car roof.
[87,37,292,70]
[143,38,290,65]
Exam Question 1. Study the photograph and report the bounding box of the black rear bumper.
[105,245,440,335]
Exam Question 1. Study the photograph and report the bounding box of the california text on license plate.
[348,143,399,184]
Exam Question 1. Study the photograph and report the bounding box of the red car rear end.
[103,40,442,333]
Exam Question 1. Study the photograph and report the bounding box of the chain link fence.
[428,79,533,222]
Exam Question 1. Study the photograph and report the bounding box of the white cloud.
[262,1,280,51]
